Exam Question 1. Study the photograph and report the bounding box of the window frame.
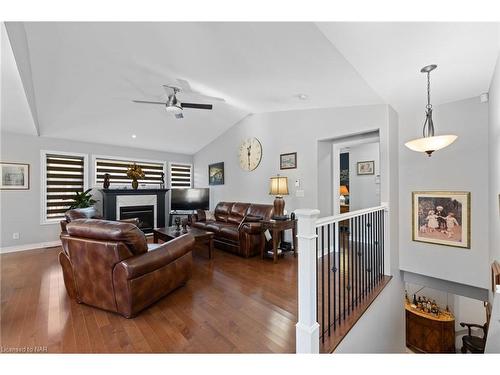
[91,154,167,188]
[40,150,89,225]
[168,161,193,189]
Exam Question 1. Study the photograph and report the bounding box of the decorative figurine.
[174,217,181,232]
[181,218,188,233]
[160,172,165,189]
[103,173,111,189]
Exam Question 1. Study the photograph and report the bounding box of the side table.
[260,219,297,263]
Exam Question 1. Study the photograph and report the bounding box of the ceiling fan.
[132,79,224,119]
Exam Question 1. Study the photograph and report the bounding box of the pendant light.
[404,64,457,156]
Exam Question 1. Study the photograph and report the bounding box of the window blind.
[45,154,85,220]
[169,163,192,188]
[95,158,165,186]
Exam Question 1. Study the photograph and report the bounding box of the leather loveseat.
[191,202,273,257]
[59,219,194,318]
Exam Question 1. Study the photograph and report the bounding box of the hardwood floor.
[0,245,298,353]
[1,240,391,353]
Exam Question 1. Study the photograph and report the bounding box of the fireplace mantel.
[99,188,169,229]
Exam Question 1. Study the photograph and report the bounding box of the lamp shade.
[269,176,289,196]
[339,185,349,196]
[404,135,458,156]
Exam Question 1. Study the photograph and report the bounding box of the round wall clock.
[238,137,262,171]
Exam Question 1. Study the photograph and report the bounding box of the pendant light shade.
[405,64,458,156]
[404,135,458,155]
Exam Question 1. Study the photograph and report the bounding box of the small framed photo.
[209,162,224,186]
[412,191,471,249]
[280,152,297,170]
[357,160,374,175]
[0,162,30,190]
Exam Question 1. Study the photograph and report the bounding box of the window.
[94,157,165,187]
[41,151,88,223]
[169,162,192,189]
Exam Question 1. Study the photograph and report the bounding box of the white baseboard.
[0,240,61,254]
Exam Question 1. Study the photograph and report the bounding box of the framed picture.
[209,162,224,185]
[0,162,30,190]
[280,152,297,170]
[412,191,471,249]
[357,160,374,175]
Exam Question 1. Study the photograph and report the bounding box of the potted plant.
[69,189,97,209]
[126,163,145,190]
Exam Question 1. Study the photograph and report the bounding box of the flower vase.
[131,179,139,190]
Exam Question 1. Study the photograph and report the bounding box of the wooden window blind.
[169,163,192,189]
[45,154,85,220]
[95,158,165,186]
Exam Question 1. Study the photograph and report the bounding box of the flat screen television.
[170,188,209,211]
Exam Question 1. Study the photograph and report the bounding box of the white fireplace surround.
[116,194,158,228]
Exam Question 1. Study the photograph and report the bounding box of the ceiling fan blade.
[175,113,184,119]
[181,102,213,110]
[132,100,166,105]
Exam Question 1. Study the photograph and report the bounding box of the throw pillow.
[205,210,215,221]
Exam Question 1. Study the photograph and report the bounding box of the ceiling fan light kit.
[132,80,220,119]
[405,64,458,157]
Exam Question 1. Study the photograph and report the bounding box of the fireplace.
[120,205,155,233]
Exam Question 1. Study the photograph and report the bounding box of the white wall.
[0,132,192,251]
[399,97,490,289]
[193,105,389,215]
[489,53,500,265]
[349,142,380,211]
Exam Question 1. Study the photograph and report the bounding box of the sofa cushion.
[219,226,240,242]
[67,219,148,255]
[192,221,214,230]
[206,222,235,233]
[214,202,233,222]
[228,203,250,225]
[247,204,274,221]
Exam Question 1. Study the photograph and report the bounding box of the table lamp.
[339,185,349,205]
[269,175,289,219]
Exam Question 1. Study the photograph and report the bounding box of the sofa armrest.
[118,218,139,226]
[240,222,263,234]
[115,234,195,280]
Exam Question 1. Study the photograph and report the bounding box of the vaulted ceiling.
[2,22,499,154]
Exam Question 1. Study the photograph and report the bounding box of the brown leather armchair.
[59,219,194,318]
[192,202,273,257]
[60,207,139,233]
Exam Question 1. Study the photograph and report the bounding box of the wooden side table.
[260,219,297,263]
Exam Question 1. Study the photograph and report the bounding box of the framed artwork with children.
[412,191,471,249]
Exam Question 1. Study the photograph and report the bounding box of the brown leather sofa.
[191,202,273,257]
[60,207,139,233]
[59,219,194,318]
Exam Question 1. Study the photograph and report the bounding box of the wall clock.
[238,137,262,171]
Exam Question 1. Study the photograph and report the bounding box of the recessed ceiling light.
[297,94,308,100]
[131,134,137,139]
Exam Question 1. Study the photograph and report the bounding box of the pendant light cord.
[422,70,435,138]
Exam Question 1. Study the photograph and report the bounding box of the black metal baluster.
[381,209,385,277]
[332,222,337,331]
[321,226,325,342]
[364,213,368,297]
[353,216,357,307]
[349,218,353,314]
[369,212,374,291]
[356,216,360,306]
[378,210,382,282]
[337,221,341,327]
[375,210,379,284]
[316,227,319,333]
[342,219,346,321]
[327,224,331,336]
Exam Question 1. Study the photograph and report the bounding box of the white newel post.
[295,208,320,354]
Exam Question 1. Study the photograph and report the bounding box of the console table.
[260,219,297,263]
[405,302,456,353]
